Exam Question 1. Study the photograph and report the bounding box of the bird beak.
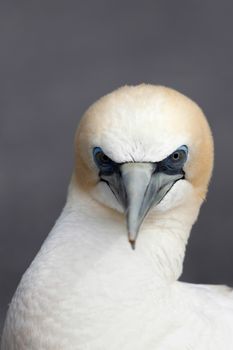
[120,163,183,249]
[101,163,183,249]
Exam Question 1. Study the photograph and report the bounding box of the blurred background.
[1,0,233,332]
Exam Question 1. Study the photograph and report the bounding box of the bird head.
[74,84,214,249]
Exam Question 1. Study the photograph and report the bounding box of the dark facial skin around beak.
[100,162,184,249]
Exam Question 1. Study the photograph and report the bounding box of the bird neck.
[61,179,199,290]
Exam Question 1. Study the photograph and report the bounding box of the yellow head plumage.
[73,84,214,247]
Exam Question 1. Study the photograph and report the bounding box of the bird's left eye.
[93,147,115,175]
[170,149,186,162]
[158,145,188,174]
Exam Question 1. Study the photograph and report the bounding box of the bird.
[2,84,233,350]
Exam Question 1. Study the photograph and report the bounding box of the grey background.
[1,0,233,332]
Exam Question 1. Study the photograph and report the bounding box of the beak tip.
[129,238,136,250]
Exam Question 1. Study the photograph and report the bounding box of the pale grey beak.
[101,162,183,249]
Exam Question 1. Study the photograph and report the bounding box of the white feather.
[2,85,231,350]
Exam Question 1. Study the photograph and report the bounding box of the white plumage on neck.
[2,181,233,350]
[1,181,194,348]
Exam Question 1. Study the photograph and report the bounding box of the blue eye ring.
[93,147,111,166]
[169,145,188,163]
[93,147,115,175]
[158,145,188,175]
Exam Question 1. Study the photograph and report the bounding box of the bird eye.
[95,151,111,165]
[158,145,188,175]
[171,149,186,162]
[93,147,115,175]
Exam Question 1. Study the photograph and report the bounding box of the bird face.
[75,85,214,248]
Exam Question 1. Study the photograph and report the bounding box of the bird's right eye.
[93,147,115,175]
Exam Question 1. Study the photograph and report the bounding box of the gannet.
[2,84,233,350]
